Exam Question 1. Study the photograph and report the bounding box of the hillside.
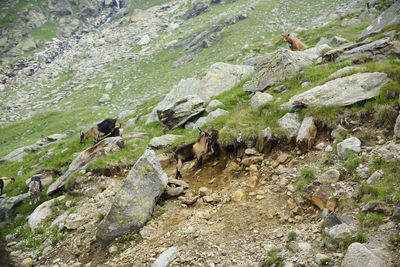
[0,0,400,266]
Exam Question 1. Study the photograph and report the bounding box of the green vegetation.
[322,231,366,251]
[287,231,298,241]
[97,213,105,222]
[358,213,385,228]
[30,22,59,42]
[295,167,316,190]
[261,248,285,267]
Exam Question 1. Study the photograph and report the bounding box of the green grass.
[287,231,297,241]
[295,167,316,191]
[358,213,385,227]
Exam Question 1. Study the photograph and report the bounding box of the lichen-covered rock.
[290,73,390,107]
[318,169,340,184]
[28,197,63,230]
[244,45,330,93]
[187,0,210,18]
[47,137,124,195]
[328,66,365,79]
[394,114,400,138]
[96,150,168,245]
[206,99,223,112]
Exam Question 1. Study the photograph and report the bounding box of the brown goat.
[174,128,211,179]
[206,129,220,156]
[80,118,118,144]
[0,178,15,195]
[282,34,307,51]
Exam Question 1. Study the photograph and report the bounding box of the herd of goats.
[0,117,220,204]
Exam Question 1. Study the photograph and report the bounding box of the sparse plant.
[261,248,285,267]
[287,231,297,241]
[358,213,385,228]
[97,213,105,222]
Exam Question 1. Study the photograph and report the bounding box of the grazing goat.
[94,124,123,144]
[0,178,15,195]
[28,175,42,205]
[174,128,211,179]
[282,34,307,51]
[80,118,118,144]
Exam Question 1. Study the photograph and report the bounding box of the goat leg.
[197,156,203,168]
[176,159,183,179]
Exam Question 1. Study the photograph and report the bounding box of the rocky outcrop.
[96,150,168,245]
[157,95,205,130]
[256,127,277,154]
[28,197,63,230]
[289,72,390,107]
[394,114,400,138]
[206,100,223,112]
[187,0,210,18]
[359,1,400,40]
[328,66,365,79]
[323,37,400,62]
[149,135,183,149]
[244,45,330,93]
[47,137,124,195]
[0,193,30,225]
[0,134,67,163]
[149,62,253,123]
[317,36,348,47]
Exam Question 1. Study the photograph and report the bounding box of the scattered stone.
[315,142,325,150]
[192,108,229,129]
[149,134,183,149]
[105,83,113,91]
[166,186,184,197]
[277,113,300,138]
[99,94,111,103]
[198,187,209,197]
[317,36,348,47]
[250,92,273,109]
[137,35,151,45]
[246,176,258,188]
[21,258,33,267]
[328,223,354,240]
[273,84,287,93]
[342,243,385,267]
[297,242,311,252]
[325,145,333,152]
[223,161,241,173]
[296,117,317,152]
[392,206,400,220]
[323,213,356,228]
[109,245,118,254]
[276,153,290,164]
[152,247,179,267]
[301,81,311,87]
[206,100,223,112]
[315,253,330,264]
[232,189,244,202]
[394,114,400,138]
[356,165,370,179]
[319,169,340,184]
[362,201,391,215]
[203,195,214,203]
[245,148,257,156]
[367,170,384,184]
[311,184,335,210]
[337,137,361,158]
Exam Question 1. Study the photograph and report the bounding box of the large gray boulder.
[152,247,180,267]
[342,243,385,267]
[278,113,301,138]
[290,72,390,107]
[149,135,183,149]
[148,62,253,123]
[96,150,168,245]
[0,193,30,225]
[244,45,330,93]
[192,108,229,129]
[359,1,400,40]
[157,95,205,130]
[47,137,124,195]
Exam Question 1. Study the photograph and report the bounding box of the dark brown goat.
[80,118,118,144]
[28,175,42,204]
[174,128,211,179]
[0,178,15,195]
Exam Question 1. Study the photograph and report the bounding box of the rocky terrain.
[0,0,400,266]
